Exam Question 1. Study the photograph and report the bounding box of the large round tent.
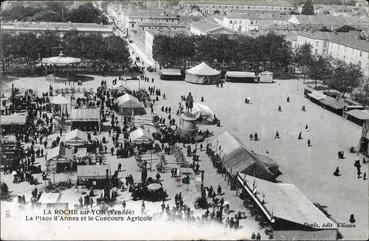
[185,62,221,85]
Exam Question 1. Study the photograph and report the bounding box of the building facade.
[223,12,290,32]
[297,32,369,76]
[121,10,179,32]
[179,0,294,14]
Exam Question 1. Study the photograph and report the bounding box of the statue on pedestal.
[185,92,194,116]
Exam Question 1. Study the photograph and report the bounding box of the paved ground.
[1,73,368,240]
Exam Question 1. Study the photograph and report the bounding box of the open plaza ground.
[1,71,368,239]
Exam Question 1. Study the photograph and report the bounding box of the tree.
[352,79,369,105]
[328,62,363,96]
[294,43,313,82]
[67,2,108,24]
[301,0,315,15]
[308,56,333,86]
[104,36,131,67]
[336,25,358,32]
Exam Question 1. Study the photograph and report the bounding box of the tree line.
[295,43,368,103]
[2,2,108,24]
[153,32,294,75]
[1,31,131,74]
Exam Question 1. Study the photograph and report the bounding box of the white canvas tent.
[51,94,70,114]
[65,129,88,146]
[185,62,221,84]
[117,94,146,116]
[130,128,154,145]
[191,102,215,122]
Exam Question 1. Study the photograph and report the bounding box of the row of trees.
[153,32,293,74]
[295,43,366,98]
[2,31,131,74]
[2,2,108,24]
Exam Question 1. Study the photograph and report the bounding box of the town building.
[179,0,294,14]
[288,15,369,31]
[223,11,291,32]
[297,31,369,76]
[1,21,114,37]
[121,10,180,33]
[190,17,236,35]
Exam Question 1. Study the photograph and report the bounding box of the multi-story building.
[288,15,369,31]
[190,17,236,35]
[223,11,291,32]
[297,31,369,76]
[121,10,179,33]
[179,0,294,14]
[1,21,114,37]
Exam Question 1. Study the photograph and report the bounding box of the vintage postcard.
[1,0,368,240]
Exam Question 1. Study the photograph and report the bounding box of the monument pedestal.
[179,114,197,141]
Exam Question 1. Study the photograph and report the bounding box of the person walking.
[298,132,302,140]
[307,139,311,147]
[274,131,280,139]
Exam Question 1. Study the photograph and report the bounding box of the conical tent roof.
[42,52,81,66]
[186,62,220,76]
[51,94,70,105]
[117,94,143,108]
[130,128,154,143]
[65,129,88,143]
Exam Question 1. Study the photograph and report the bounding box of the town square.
[1,0,368,240]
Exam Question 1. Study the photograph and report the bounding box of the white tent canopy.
[130,128,154,144]
[191,102,215,122]
[186,62,220,76]
[51,94,70,114]
[117,94,143,108]
[65,129,88,145]
[51,94,70,105]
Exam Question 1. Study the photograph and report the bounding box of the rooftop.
[239,174,337,229]
[226,12,291,20]
[146,28,189,37]
[298,31,369,52]
[179,0,293,7]
[1,21,113,32]
[290,15,369,27]
[124,10,178,19]
[190,18,223,32]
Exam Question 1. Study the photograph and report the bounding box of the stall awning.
[71,108,100,121]
[65,129,88,143]
[226,71,256,78]
[38,193,61,204]
[161,68,181,76]
[130,128,154,143]
[1,114,27,125]
[51,94,70,105]
[238,174,337,229]
[308,91,326,101]
[347,109,369,120]
[77,165,111,178]
[319,96,346,110]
